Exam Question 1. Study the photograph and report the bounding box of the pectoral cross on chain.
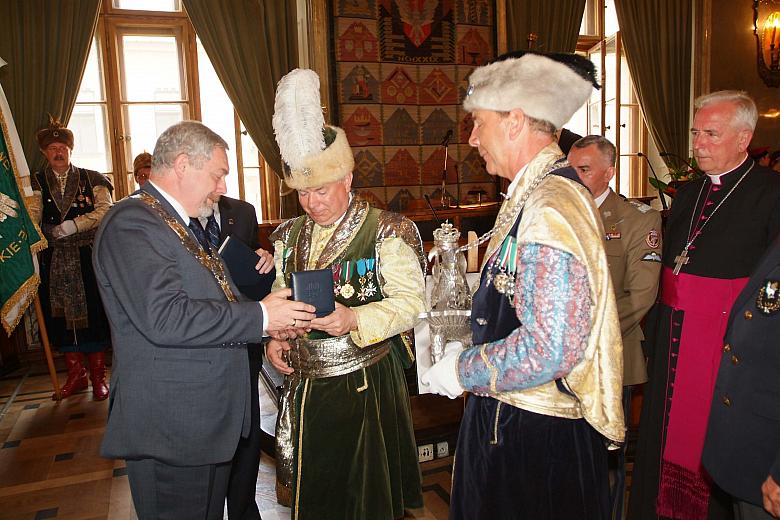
[673,247,690,275]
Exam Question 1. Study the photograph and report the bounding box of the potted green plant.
[648,156,703,197]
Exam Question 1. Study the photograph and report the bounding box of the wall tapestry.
[331,0,498,211]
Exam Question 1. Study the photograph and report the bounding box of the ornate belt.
[275,334,391,506]
[288,334,390,378]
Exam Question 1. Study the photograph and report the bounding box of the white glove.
[420,341,465,399]
[52,219,77,239]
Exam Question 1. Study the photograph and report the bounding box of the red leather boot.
[55,352,88,399]
[87,352,109,401]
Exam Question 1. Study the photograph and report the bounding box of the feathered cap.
[272,68,354,190]
[36,115,74,150]
[463,50,600,130]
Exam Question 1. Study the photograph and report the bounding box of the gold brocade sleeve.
[73,185,113,232]
[27,191,42,224]
[272,240,287,291]
[349,236,425,347]
[270,218,299,291]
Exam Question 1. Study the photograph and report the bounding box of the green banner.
[0,118,45,336]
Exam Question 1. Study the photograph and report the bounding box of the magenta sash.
[656,267,748,519]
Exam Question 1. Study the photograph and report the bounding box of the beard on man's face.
[198,192,221,218]
[198,202,215,219]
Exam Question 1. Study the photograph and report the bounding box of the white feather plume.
[273,69,325,170]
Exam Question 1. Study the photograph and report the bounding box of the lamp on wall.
[753,0,780,87]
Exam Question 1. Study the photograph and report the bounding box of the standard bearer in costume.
[421,51,625,519]
[30,118,113,400]
[265,69,425,520]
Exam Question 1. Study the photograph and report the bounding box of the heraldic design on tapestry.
[333,0,496,210]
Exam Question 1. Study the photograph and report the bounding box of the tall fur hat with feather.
[463,50,599,130]
[272,69,354,190]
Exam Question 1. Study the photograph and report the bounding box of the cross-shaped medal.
[673,248,690,275]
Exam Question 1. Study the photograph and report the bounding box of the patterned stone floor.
[0,363,451,519]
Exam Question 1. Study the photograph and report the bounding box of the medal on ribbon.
[357,258,367,286]
[339,260,355,299]
[356,257,377,301]
[332,262,342,296]
[491,236,517,297]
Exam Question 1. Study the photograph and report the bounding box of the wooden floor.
[0,363,452,519]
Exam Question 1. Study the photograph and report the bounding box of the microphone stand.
[637,152,668,210]
[440,129,453,207]
[441,148,448,208]
[424,194,442,226]
[659,151,701,176]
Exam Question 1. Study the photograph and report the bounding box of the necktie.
[205,215,221,249]
[188,218,211,252]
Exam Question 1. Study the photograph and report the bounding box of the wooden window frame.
[80,2,270,217]
[580,0,650,198]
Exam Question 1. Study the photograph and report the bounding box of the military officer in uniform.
[702,234,780,520]
[569,135,662,519]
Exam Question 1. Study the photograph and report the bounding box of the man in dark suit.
[702,234,780,520]
[93,121,315,519]
[195,193,274,520]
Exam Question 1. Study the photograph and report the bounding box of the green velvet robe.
[273,200,424,520]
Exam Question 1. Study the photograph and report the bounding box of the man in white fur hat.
[265,69,425,520]
[421,50,625,519]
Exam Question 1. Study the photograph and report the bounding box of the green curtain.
[615,0,692,160]
[0,0,100,173]
[183,0,299,217]
[506,0,586,53]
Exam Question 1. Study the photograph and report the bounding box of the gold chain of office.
[455,161,564,254]
[136,192,237,302]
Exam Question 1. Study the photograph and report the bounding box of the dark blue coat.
[702,235,780,506]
